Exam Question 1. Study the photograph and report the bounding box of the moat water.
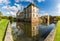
[11,22,56,41]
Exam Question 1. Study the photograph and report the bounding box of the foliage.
[0,11,2,16]
[0,11,3,20]
[41,17,47,25]
[0,19,9,41]
[56,16,60,21]
[8,16,16,23]
[0,11,16,22]
[54,21,60,41]
[1,16,16,22]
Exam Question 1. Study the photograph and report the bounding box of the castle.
[16,3,39,22]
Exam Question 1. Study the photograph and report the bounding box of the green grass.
[54,21,60,41]
[0,19,9,41]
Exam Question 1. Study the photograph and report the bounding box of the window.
[33,27,35,30]
[33,8,35,13]
[32,31,36,35]
[36,15,38,17]
[33,14,35,17]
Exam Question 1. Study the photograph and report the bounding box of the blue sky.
[0,0,60,17]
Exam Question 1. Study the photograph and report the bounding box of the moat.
[11,22,56,41]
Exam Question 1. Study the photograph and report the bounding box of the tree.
[0,11,3,20]
[56,16,60,20]
[0,11,2,16]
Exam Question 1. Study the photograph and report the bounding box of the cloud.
[57,3,60,13]
[2,5,18,16]
[0,0,10,5]
[37,0,45,2]
[15,0,33,3]
[49,3,60,16]
[6,12,10,14]
[40,13,49,16]
[39,11,49,17]
[53,3,60,16]
[2,3,24,16]
[15,0,45,3]
[15,3,24,11]
[2,5,9,11]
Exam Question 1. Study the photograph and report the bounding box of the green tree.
[2,16,8,19]
[8,16,15,23]
[56,16,60,21]
[0,11,2,16]
[0,11,3,20]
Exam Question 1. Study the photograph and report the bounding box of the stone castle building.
[40,15,57,25]
[16,3,39,22]
[16,3,39,37]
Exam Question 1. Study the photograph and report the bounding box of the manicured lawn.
[54,21,60,41]
[0,19,9,41]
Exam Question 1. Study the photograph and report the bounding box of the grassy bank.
[54,21,60,41]
[0,19,9,41]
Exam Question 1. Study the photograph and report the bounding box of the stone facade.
[16,3,39,22]
[16,11,25,21]
[23,22,39,37]
[16,3,39,37]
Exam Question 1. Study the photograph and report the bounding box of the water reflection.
[38,24,55,39]
[11,22,55,41]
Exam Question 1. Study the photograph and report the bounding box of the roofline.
[24,3,38,9]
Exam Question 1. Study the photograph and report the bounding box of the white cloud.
[15,0,24,2]
[2,5,18,16]
[25,0,33,2]
[2,3,24,16]
[40,13,49,16]
[10,11,16,15]
[2,5,9,10]
[53,3,60,16]
[37,0,45,2]
[0,0,10,5]
[2,5,18,12]
[15,0,45,3]
[15,3,24,11]
[9,6,18,11]
[16,0,33,2]
[39,11,49,17]
[57,3,60,13]
[6,12,10,14]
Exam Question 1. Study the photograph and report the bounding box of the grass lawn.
[54,21,60,41]
[0,19,9,41]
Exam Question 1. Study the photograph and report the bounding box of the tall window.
[36,15,38,17]
[33,14,35,17]
[33,8,35,13]
[33,27,35,30]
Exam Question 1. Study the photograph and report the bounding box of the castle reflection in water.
[12,22,55,41]
[16,22,39,40]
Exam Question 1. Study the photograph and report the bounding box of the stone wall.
[44,27,56,41]
[4,22,13,41]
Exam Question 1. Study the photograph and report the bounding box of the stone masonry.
[44,27,56,41]
[4,22,13,41]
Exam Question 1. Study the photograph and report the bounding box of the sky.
[0,0,60,17]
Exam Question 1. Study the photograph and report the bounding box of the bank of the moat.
[11,22,56,41]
